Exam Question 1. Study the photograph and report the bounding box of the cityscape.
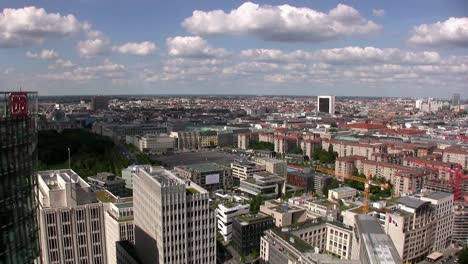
[1,1,468,264]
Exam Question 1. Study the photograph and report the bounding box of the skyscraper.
[317,95,335,115]
[452,93,460,107]
[133,166,216,264]
[0,91,40,263]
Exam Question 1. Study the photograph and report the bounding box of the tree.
[249,195,264,213]
[288,147,303,155]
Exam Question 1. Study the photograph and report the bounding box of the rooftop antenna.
[68,148,71,169]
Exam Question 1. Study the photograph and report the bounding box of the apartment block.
[301,139,322,159]
[38,169,107,264]
[133,166,216,264]
[323,140,383,159]
[175,162,232,192]
[441,146,468,169]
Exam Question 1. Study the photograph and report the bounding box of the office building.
[453,200,468,246]
[230,161,266,182]
[238,171,286,198]
[126,133,175,154]
[384,196,435,263]
[88,172,126,196]
[317,95,335,115]
[255,158,287,178]
[452,93,460,107]
[260,200,307,227]
[174,162,232,192]
[121,165,151,189]
[260,228,360,264]
[232,212,274,256]
[0,91,40,263]
[420,192,454,251]
[133,167,216,264]
[104,198,135,264]
[116,241,142,264]
[314,173,332,196]
[354,215,402,264]
[216,202,250,242]
[328,187,357,200]
[37,169,107,264]
[91,95,109,111]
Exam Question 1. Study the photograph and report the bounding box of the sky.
[0,0,467,97]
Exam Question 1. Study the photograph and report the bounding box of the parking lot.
[152,150,241,168]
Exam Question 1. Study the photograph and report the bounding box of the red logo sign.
[9,92,28,117]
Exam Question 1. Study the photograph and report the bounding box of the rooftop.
[329,186,356,193]
[397,196,429,209]
[236,212,272,223]
[271,228,314,253]
[424,192,453,200]
[176,162,229,173]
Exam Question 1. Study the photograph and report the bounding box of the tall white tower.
[317,95,335,115]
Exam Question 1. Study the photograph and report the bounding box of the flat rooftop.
[397,196,429,209]
[329,186,356,193]
[176,162,228,173]
[236,212,271,223]
[424,192,453,200]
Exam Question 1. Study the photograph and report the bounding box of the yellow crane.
[315,167,389,213]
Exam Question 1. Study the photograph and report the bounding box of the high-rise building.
[37,169,107,264]
[317,95,335,115]
[420,192,454,251]
[104,198,134,264]
[452,93,460,107]
[0,91,41,263]
[232,212,274,257]
[133,166,216,264]
[453,200,468,246]
[91,95,109,111]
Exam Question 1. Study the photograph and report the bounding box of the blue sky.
[0,0,467,97]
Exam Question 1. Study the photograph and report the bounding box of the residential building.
[230,161,266,182]
[198,131,218,148]
[238,171,286,198]
[0,91,40,263]
[258,132,274,143]
[419,192,454,251]
[354,215,402,264]
[37,169,107,264]
[88,172,126,196]
[441,146,468,169]
[301,139,322,159]
[384,196,435,263]
[174,162,232,192]
[328,187,357,200]
[232,213,274,256]
[317,95,336,115]
[216,202,250,242]
[255,158,287,177]
[104,198,135,264]
[238,132,258,150]
[133,166,216,264]
[260,200,307,227]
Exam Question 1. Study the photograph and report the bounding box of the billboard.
[205,173,220,185]
[9,92,28,117]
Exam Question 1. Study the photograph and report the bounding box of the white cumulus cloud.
[372,9,385,17]
[77,30,110,58]
[0,6,89,48]
[408,17,468,47]
[48,59,75,70]
[112,41,157,56]
[166,36,230,58]
[182,2,381,42]
[26,49,59,60]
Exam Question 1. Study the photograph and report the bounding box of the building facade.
[232,213,274,256]
[174,162,232,192]
[104,200,134,264]
[37,169,107,264]
[133,167,216,264]
[0,91,40,263]
[216,202,250,242]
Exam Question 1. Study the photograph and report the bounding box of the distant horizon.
[1,1,467,97]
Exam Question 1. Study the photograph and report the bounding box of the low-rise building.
[237,171,286,198]
[126,133,175,154]
[260,200,307,227]
[255,158,287,177]
[328,186,357,200]
[232,213,274,257]
[174,162,232,192]
[231,161,266,182]
[216,202,250,242]
[88,172,126,196]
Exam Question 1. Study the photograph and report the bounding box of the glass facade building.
[0,92,40,263]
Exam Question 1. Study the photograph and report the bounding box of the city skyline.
[0,0,467,97]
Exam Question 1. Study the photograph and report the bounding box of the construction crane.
[315,167,389,213]
[403,159,468,200]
